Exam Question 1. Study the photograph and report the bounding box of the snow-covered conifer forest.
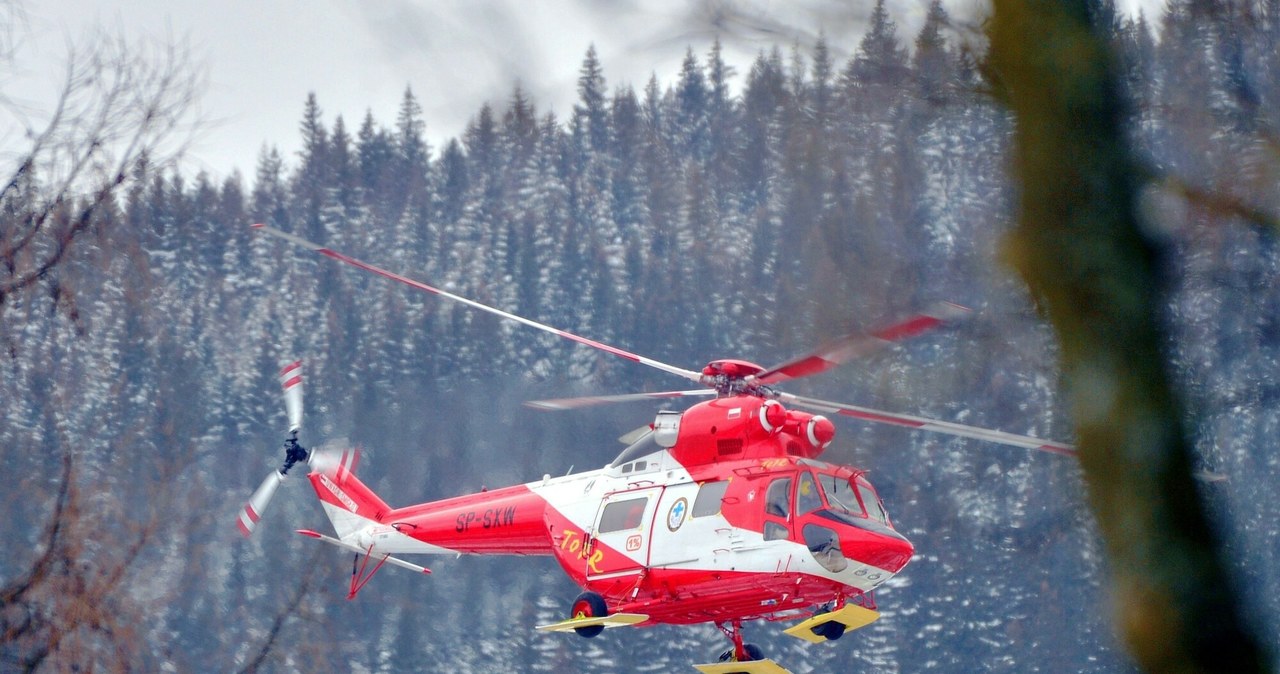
[3,1,1278,671]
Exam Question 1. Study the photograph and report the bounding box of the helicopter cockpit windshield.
[805,470,904,542]
[816,472,861,518]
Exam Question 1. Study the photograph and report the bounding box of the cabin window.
[796,472,823,515]
[764,521,789,541]
[619,460,648,474]
[599,497,647,533]
[765,477,792,519]
[692,480,730,517]
[803,523,849,573]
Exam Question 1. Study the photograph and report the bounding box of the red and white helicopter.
[238,224,1074,673]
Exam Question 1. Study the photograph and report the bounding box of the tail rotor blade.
[308,440,360,480]
[237,470,286,538]
[280,360,303,433]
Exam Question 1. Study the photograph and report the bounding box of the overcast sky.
[3,0,1151,183]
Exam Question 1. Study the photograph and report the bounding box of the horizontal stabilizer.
[782,603,879,644]
[692,659,793,674]
[534,613,649,633]
[295,529,431,575]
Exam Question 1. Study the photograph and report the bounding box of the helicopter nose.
[843,529,914,574]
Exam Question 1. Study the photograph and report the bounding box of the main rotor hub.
[701,359,765,379]
[701,359,768,396]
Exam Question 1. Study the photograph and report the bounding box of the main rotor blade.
[253,224,703,383]
[777,392,1075,456]
[525,389,715,411]
[753,302,972,386]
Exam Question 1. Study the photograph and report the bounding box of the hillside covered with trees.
[3,1,1278,671]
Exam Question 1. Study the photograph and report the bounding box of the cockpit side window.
[765,477,792,519]
[856,479,889,524]
[796,471,823,515]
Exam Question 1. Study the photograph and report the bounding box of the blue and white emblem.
[667,497,689,531]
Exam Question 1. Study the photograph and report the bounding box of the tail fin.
[307,453,391,540]
[297,445,432,598]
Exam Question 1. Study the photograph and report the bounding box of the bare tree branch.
[0,22,204,315]
[238,550,324,674]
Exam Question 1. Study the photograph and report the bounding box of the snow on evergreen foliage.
[3,4,1279,671]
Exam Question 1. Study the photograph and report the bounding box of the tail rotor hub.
[281,430,309,475]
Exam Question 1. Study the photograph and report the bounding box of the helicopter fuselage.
[309,394,913,626]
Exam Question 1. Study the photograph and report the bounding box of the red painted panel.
[381,485,554,555]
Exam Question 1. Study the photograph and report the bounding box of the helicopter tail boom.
[304,462,558,558]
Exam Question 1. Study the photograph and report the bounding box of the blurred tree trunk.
[987,1,1273,672]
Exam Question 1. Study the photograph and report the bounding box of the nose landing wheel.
[569,591,608,638]
[692,621,791,673]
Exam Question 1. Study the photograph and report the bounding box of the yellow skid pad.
[535,613,648,633]
[692,659,793,674]
[783,603,880,644]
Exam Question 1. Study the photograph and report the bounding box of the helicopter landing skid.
[534,612,649,633]
[782,603,880,644]
[691,660,793,674]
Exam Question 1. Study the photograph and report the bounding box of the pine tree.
[295,93,329,242]
[676,47,710,160]
[356,108,395,211]
[575,44,609,154]
[436,138,469,228]
[913,0,953,107]
[329,115,358,213]
[394,86,431,209]
[844,0,910,94]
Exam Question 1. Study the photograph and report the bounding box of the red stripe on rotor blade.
[873,315,943,342]
[280,361,301,376]
[1039,442,1077,456]
[281,376,302,390]
[244,505,261,524]
[237,518,252,538]
[547,328,644,364]
[765,356,835,381]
